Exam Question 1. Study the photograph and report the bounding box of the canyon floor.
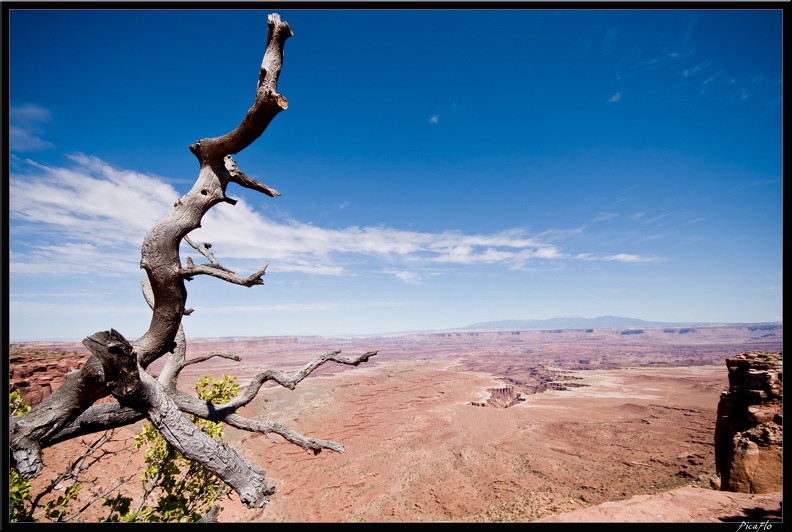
[10,324,783,522]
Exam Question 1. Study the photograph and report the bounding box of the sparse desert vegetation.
[9,323,782,522]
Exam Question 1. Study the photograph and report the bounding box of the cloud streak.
[9,155,663,281]
[9,104,55,152]
[209,300,410,313]
[10,154,177,275]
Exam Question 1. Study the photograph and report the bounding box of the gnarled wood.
[134,13,292,370]
[10,354,111,477]
[138,369,277,508]
[9,12,378,512]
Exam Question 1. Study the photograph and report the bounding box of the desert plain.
[10,323,783,522]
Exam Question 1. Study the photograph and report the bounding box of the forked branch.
[225,155,281,197]
[9,12,379,513]
[182,350,378,414]
[181,258,269,287]
[189,13,293,163]
[184,236,235,273]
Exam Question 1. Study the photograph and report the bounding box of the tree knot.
[83,329,146,406]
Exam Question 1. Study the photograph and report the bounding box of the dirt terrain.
[8,324,783,522]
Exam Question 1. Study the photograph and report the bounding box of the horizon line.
[7,319,783,344]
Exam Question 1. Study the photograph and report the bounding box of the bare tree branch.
[86,329,146,406]
[63,431,138,522]
[24,429,137,522]
[181,258,269,287]
[189,13,293,163]
[9,12,378,516]
[198,505,221,523]
[138,368,276,508]
[183,352,242,367]
[164,350,378,455]
[253,350,379,392]
[168,350,378,418]
[142,277,192,316]
[10,355,112,478]
[225,417,345,455]
[36,402,144,447]
[156,323,189,391]
[225,155,281,197]
[142,275,195,391]
[183,235,235,273]
[134,15,292,367]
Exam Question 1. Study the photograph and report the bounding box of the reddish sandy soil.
[535,486,782,523]
[10,325,782,522]
[217,361,755,522]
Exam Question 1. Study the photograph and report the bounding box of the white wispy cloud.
[9,155,663,280]
[392,271,423,284]
[603,13,778,112]
[9,243,140,277]
[675,62,780,107]
[680,60,713,78]
[642,212,677,225]
[736,178,782,190]
[9,299,150,318]
[429,114,440,124]
[9,104,55,152]
[635,234,664,243]
[575,253,662,263]
[9,154,178,276]
[633,50,689,73]
[601,26,619,55]
[11,153,175,239]
[208,300,409,313]
[593,212,618,222]
[603,253,662,263]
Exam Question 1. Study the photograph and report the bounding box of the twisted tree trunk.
[9,13,377,510]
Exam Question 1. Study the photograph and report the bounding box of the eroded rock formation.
[9,350,91,408]
[714,351,782,493]
[471,386,524,408]
[471,365,592,408]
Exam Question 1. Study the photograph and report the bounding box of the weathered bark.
[44,403,145,447]
[9,13,378,511]
[139,368,277,508]
[134,13,293,370]
[10,355,112,477]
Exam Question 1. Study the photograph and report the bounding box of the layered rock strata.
[471,386,523,408]
[714,351,782,493]
[9,350,91,408]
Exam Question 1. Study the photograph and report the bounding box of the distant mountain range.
[461,315,732,331]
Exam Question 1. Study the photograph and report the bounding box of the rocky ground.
[8,324,783,522]
[535,486,781,522]
[216,360,779,522]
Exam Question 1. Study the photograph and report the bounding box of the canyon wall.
[9,350,90,408]
[714,351,782,493]
[470,386,523,408]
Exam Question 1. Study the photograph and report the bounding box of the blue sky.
[7,7,783,341]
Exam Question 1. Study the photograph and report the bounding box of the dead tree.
[9,13,377,510]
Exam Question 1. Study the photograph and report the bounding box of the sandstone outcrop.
[714,351,782,493]
[471,386,523,408]
[535,485,781,523]
[9,350,91,408]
